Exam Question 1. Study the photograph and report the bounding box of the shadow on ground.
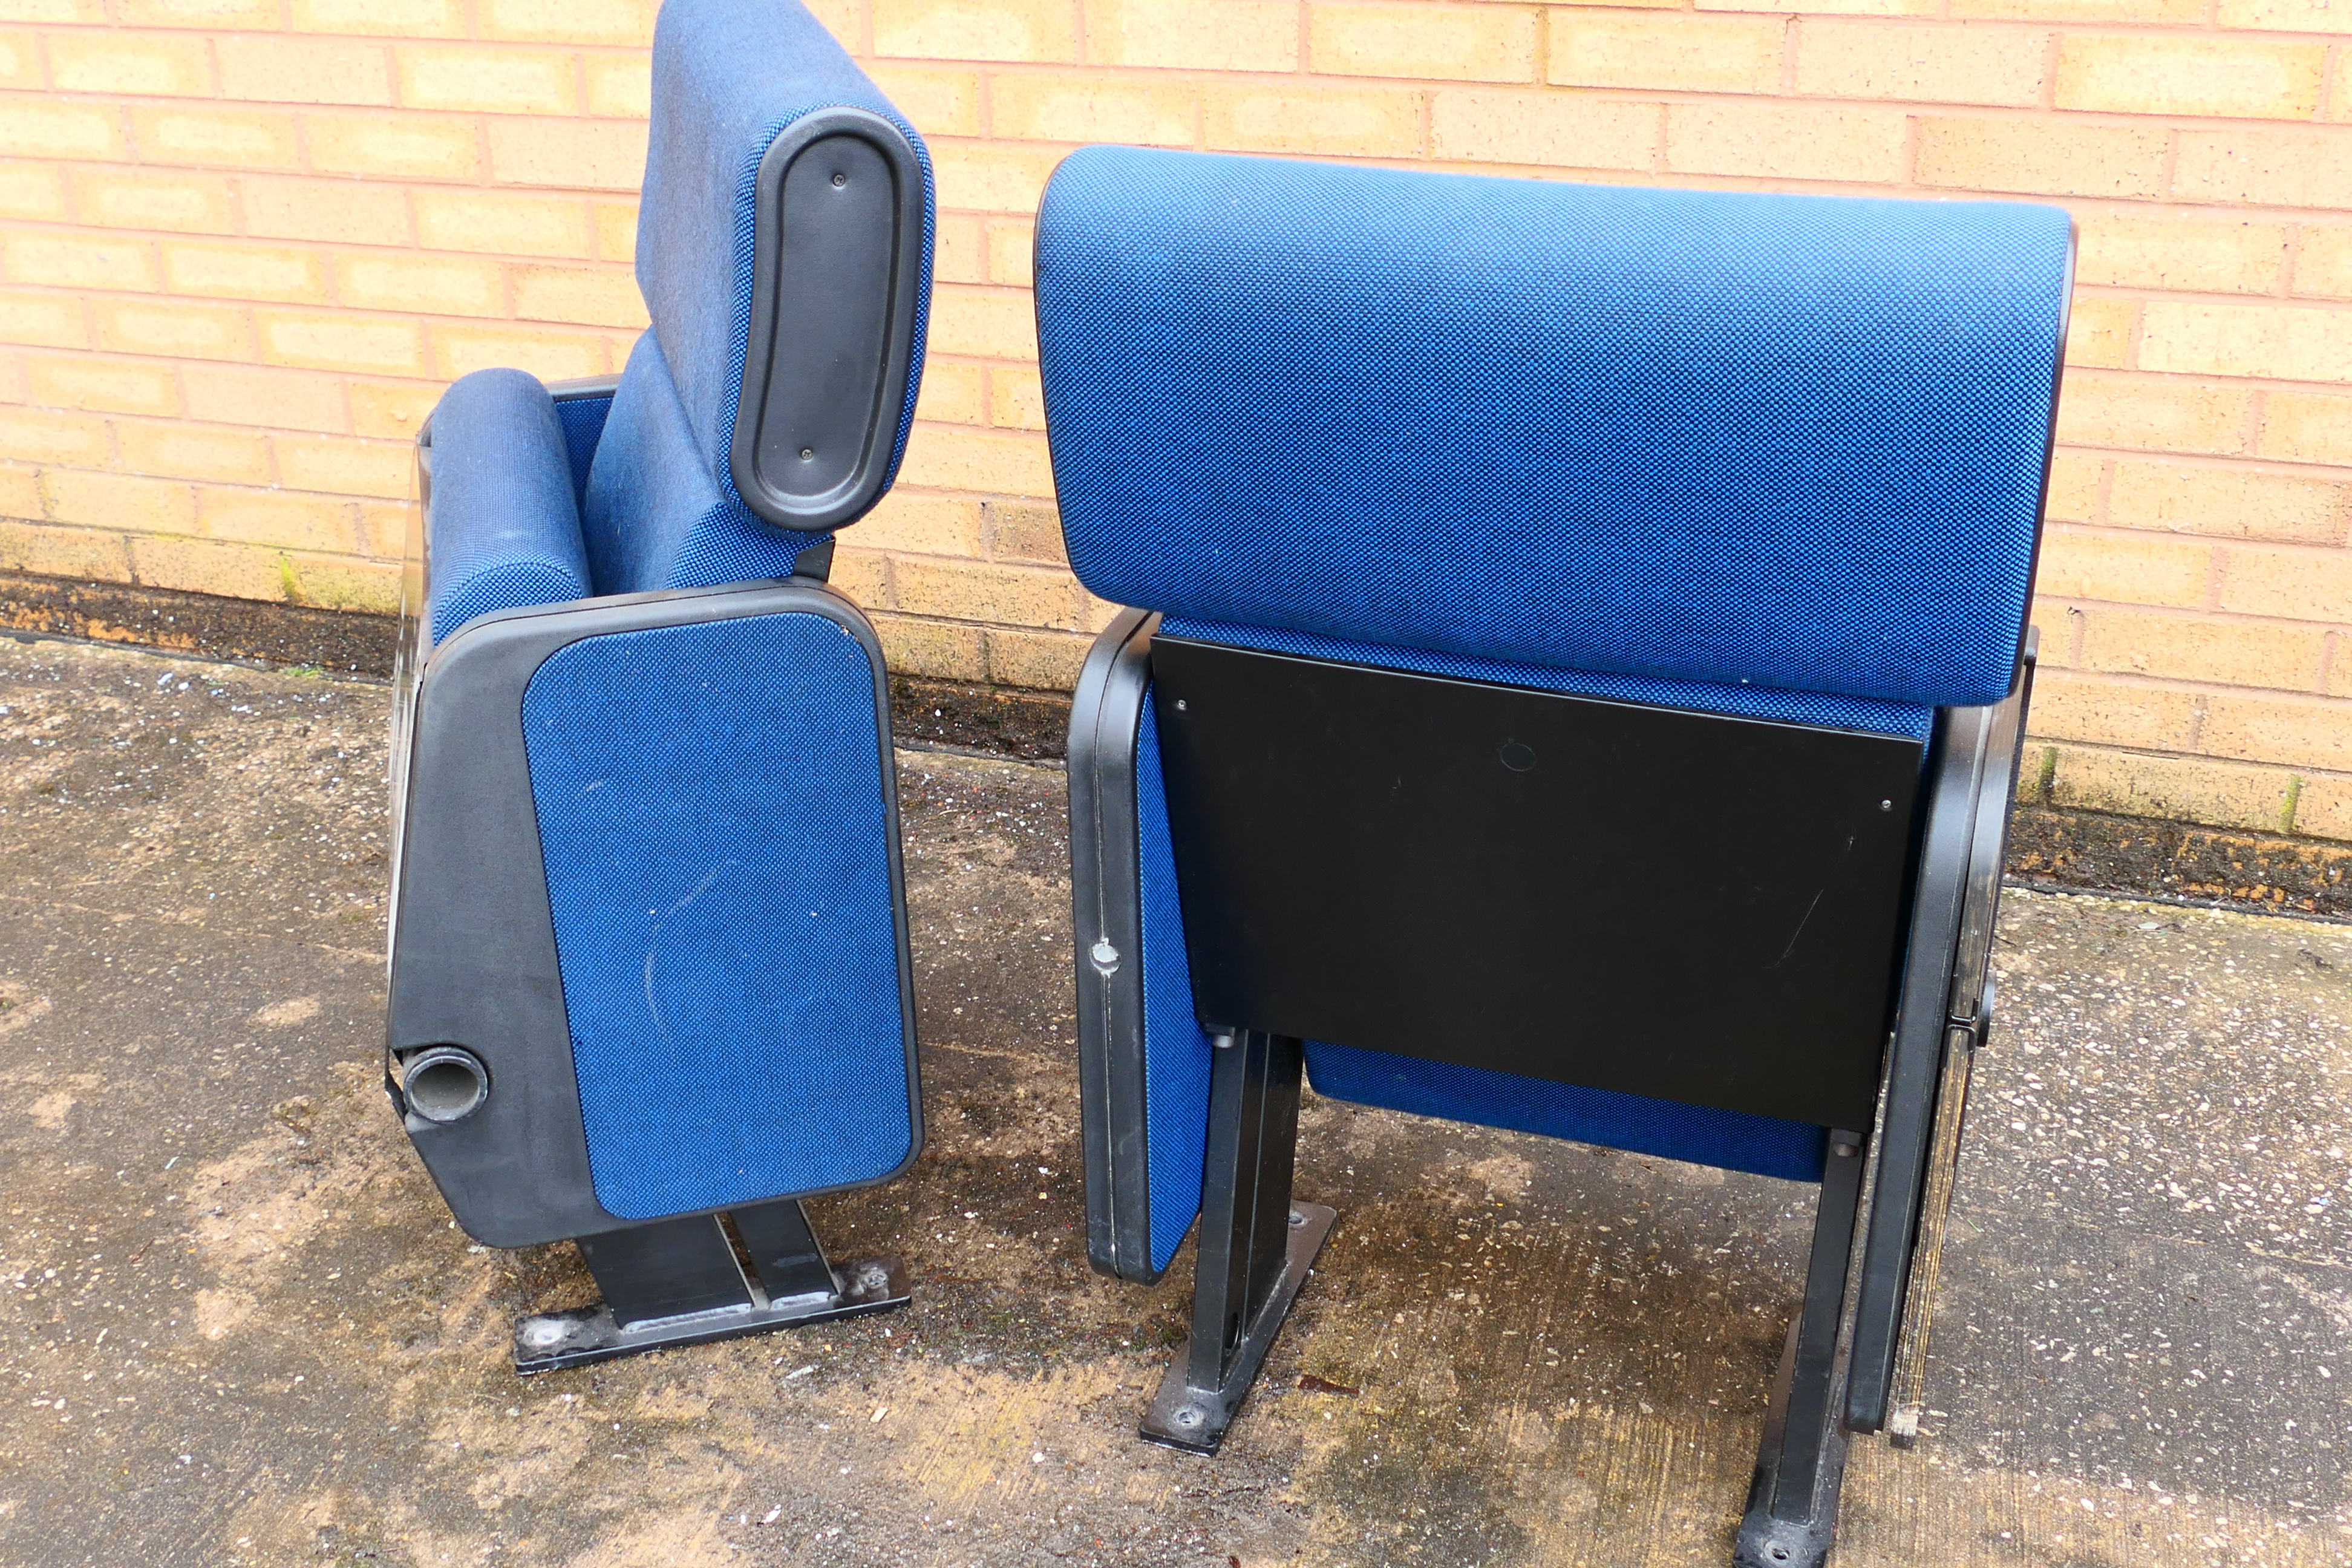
[0,637,2345,1567]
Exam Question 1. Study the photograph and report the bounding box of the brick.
[1203,83,1423,158]
[0,289,87,349]
[355,501,408,558]
[331,254,501,317]
[0,407,108,465]
[477,0,656,47]
[0,163,67,223]
[241,177,413,247]
[2175,129,2352,212]
[485,117,648,190]
[2077,214,2287,296]
[1550,13,1782,95]
[871,614,989,681]
[2141,301,2352,385]
[130,535,289,601]
[180,363,346,433]
[804,0,863,41]
[927,286,1037,361]
[873,0,1078,62]
[1953,0,2198,16]
[307,112,481,180]
[2056,373,2254,457]
[893,553,1083,627]
[583,55,652,119]
[2221,0,2352,30]
[2025,670,2201,750]
[1310,3,1540,84]
[24,353,178,416]
[397,45,579,116]
[0,463,39,520]
[216,37,394,106]
[512,264,646,328]
[2261,392,2352,466]
[258,311,425,374]
[0,101,122,160]
[2201,691,2352,773]
[928,142,1068,213]
[2065,295,2133,370]
[1083,0,1300,72]
[198,486,361,552]
[93,299,253,362]
[864,67,981,137]
[284,552,399,613]
[0,31,35,92]
[989,364,1045,430]
[896,425,1056,496]
[2049,746,2297,834]
[1794,21,2045,105]
[414,190,592,258]
[990,73,1198,148]
[983,498,1065,564]
[4,231,155,292]
[161,241,327,304]
[1665,102,1907,183]
[2034,527,2213,607]
[0,519,129,580]
[41,467,197,532]
[349,379,438,439]
[0,0,103,16]
[114,418,272,484]
[930,217,985,285]
[1429,90,1660,172]
[45,31,213,97]
[2216,544,2352,622]
[290,0,465,33]
[119,0,276,22]
[69,168,236,234]
[593,200,638,261]
[984,221,1032,286]
[429,323,609,380]
[2056,34,2324,120]
[2109,459,2351,546]
[986,626,1088,690]
[915,359,987,425]
[1702,0,1929,14]
[2293,773,2352,840]
[2044,449,2102,523]
[1915,117,2167,200]
[857,491,984,555]
[2080,604,2328,690]
[2293,226,2352,300]
[131,105,299,170]
[826,544,890,608]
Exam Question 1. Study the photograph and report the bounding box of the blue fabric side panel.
[1136,693,1214,1276]
[1304,1042,1829,1184]
[554,393,612,512]
[638,0,932,497]
[425,368,590,645]
[1157,618,1935,742]
[520,612,910,1220]
[581,332,817,595]
[1035,148,2070,710]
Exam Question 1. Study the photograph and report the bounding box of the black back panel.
[1148,638,1926,1132]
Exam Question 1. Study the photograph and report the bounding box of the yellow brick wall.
[3,0,2351,840]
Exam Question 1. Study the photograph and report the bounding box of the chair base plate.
[511,1254,909,1375]
[1140,1203,1336,1455]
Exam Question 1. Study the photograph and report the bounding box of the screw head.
[1288,1208,1306,1227]
[831,171,848,188]
[1173,1407,1200,1428]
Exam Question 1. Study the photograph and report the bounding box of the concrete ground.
[0,634,2345,1568]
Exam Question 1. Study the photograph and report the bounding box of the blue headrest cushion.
[426,369,591,644]
[1035,149,2073,710]
[639,0,932,505]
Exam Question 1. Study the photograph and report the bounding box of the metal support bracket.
[1140,1029,1336,1454]
[512,1199,908,1374]
[1734,1131,1868,1568]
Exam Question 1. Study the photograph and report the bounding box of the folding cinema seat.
[1042,148,2067,1567]
[382,0,932,1372]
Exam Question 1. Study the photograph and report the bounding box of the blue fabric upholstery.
[580,0,933,593]
[1135,697,1215,1273]
[1037,148,2070,710]
[521,611,910,1220]
[553,391,613,512]
[425,368,591,645]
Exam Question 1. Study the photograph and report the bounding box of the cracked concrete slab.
[0,635,2346,1567]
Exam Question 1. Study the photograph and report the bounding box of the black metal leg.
[511,1200,910,1374]
[1735,1131,1867,1568]
[1141,1030,1337,1454]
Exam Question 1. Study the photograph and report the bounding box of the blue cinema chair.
[1042,149,2066,1566]
[383,0,933,1371]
